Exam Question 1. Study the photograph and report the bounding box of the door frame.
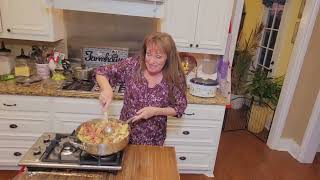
[267,0,320,150]
[298,90,320,163]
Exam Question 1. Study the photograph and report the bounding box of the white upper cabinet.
[0,0,65,42]
[163,0,199,49]
[161,0,234,55]
[44,0,165,18]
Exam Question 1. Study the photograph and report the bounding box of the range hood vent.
[44,0,165,18]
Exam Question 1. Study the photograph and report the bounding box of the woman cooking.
[95,32,187,146]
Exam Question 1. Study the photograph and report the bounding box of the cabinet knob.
[271,61,274,65]
[189,44,193,48]
[182,131,190,135]
[196,44,199,48]
[9,124,18,129]
[183,112,195,116]
[179,156,186,161]
[7,29,11,32]
[3,103,16,107]
[14,152,22,157]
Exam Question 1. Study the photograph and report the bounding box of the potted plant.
[231,24,263,109]
[246,68,283,133]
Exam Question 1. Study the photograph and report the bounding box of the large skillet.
[69,118,129,156]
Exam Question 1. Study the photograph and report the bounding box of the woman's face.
[145,43,167,75]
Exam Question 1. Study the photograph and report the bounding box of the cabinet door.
[194,0,234,54]
[1,0,50,36]
[0,9,2,33]
[163,0,199,48]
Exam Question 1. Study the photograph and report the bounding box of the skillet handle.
[68,136,84,150]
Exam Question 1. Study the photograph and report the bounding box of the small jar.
[0,42,15,76]
[15,49,32,77]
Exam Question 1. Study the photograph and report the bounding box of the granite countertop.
[0,79,228,105]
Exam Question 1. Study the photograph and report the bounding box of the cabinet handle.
[3,103,16,107]
[179,156,186,161]
[7,28,11,32]
[196,44,199,48]
[189,44,193,47]
[14,152,22,156]
[183,112,195,116]
[182,131,190,135]
[9,124,18,129]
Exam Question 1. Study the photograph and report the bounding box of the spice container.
[15,49,33,77]
[0,42,14,76]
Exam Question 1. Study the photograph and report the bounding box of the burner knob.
[43,135,50,143]
[33,146,41,156]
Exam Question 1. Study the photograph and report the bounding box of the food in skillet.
[77,119,129,144]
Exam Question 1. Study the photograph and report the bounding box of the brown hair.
[138,32,186,103]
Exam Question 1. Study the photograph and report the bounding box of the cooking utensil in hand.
[103,112,113,135]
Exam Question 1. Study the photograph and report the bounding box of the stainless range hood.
[44,0,165,18]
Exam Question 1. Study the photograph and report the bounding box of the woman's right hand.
[99,89,113,112]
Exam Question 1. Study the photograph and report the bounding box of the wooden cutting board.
[13,145,180,180]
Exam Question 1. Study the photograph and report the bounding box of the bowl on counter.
[72,66,94,81]
[189,77,219,98]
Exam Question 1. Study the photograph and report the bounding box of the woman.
[95,32,187,146]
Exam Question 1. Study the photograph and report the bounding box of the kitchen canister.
[36,63,50,79]
[0,42,14,76]
[189,77,219,98]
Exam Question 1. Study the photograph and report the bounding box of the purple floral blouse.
[95,56,187,146]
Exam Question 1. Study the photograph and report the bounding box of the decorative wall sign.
[82,47,129,68]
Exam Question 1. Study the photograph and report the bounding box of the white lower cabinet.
[165,104,225,177]
[52,97,123,133]
[0,135,39,169]
[0,95,52,169]
[0,95,225,177]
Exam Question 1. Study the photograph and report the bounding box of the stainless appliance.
[19,133,124,174]
[61,79,126,97]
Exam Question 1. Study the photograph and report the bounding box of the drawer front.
[164,145,216,171]
[176,151,213,170]
[0,95,51,112]
[0,135,37,148]
[166,122,222,145]
[0,111,50,136]
[52,97,123,115]
[54,113,121,133]
[182,104,225,121]
[0,147,28,167]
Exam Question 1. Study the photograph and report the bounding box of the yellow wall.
[282,11,320,145]
[240,0,264,44]
[273,1,304,77]
[241,1,303,77]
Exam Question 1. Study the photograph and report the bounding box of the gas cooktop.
[19,133,124,172]
[61,80,125,96]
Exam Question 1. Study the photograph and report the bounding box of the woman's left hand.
[130,107,159,123]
